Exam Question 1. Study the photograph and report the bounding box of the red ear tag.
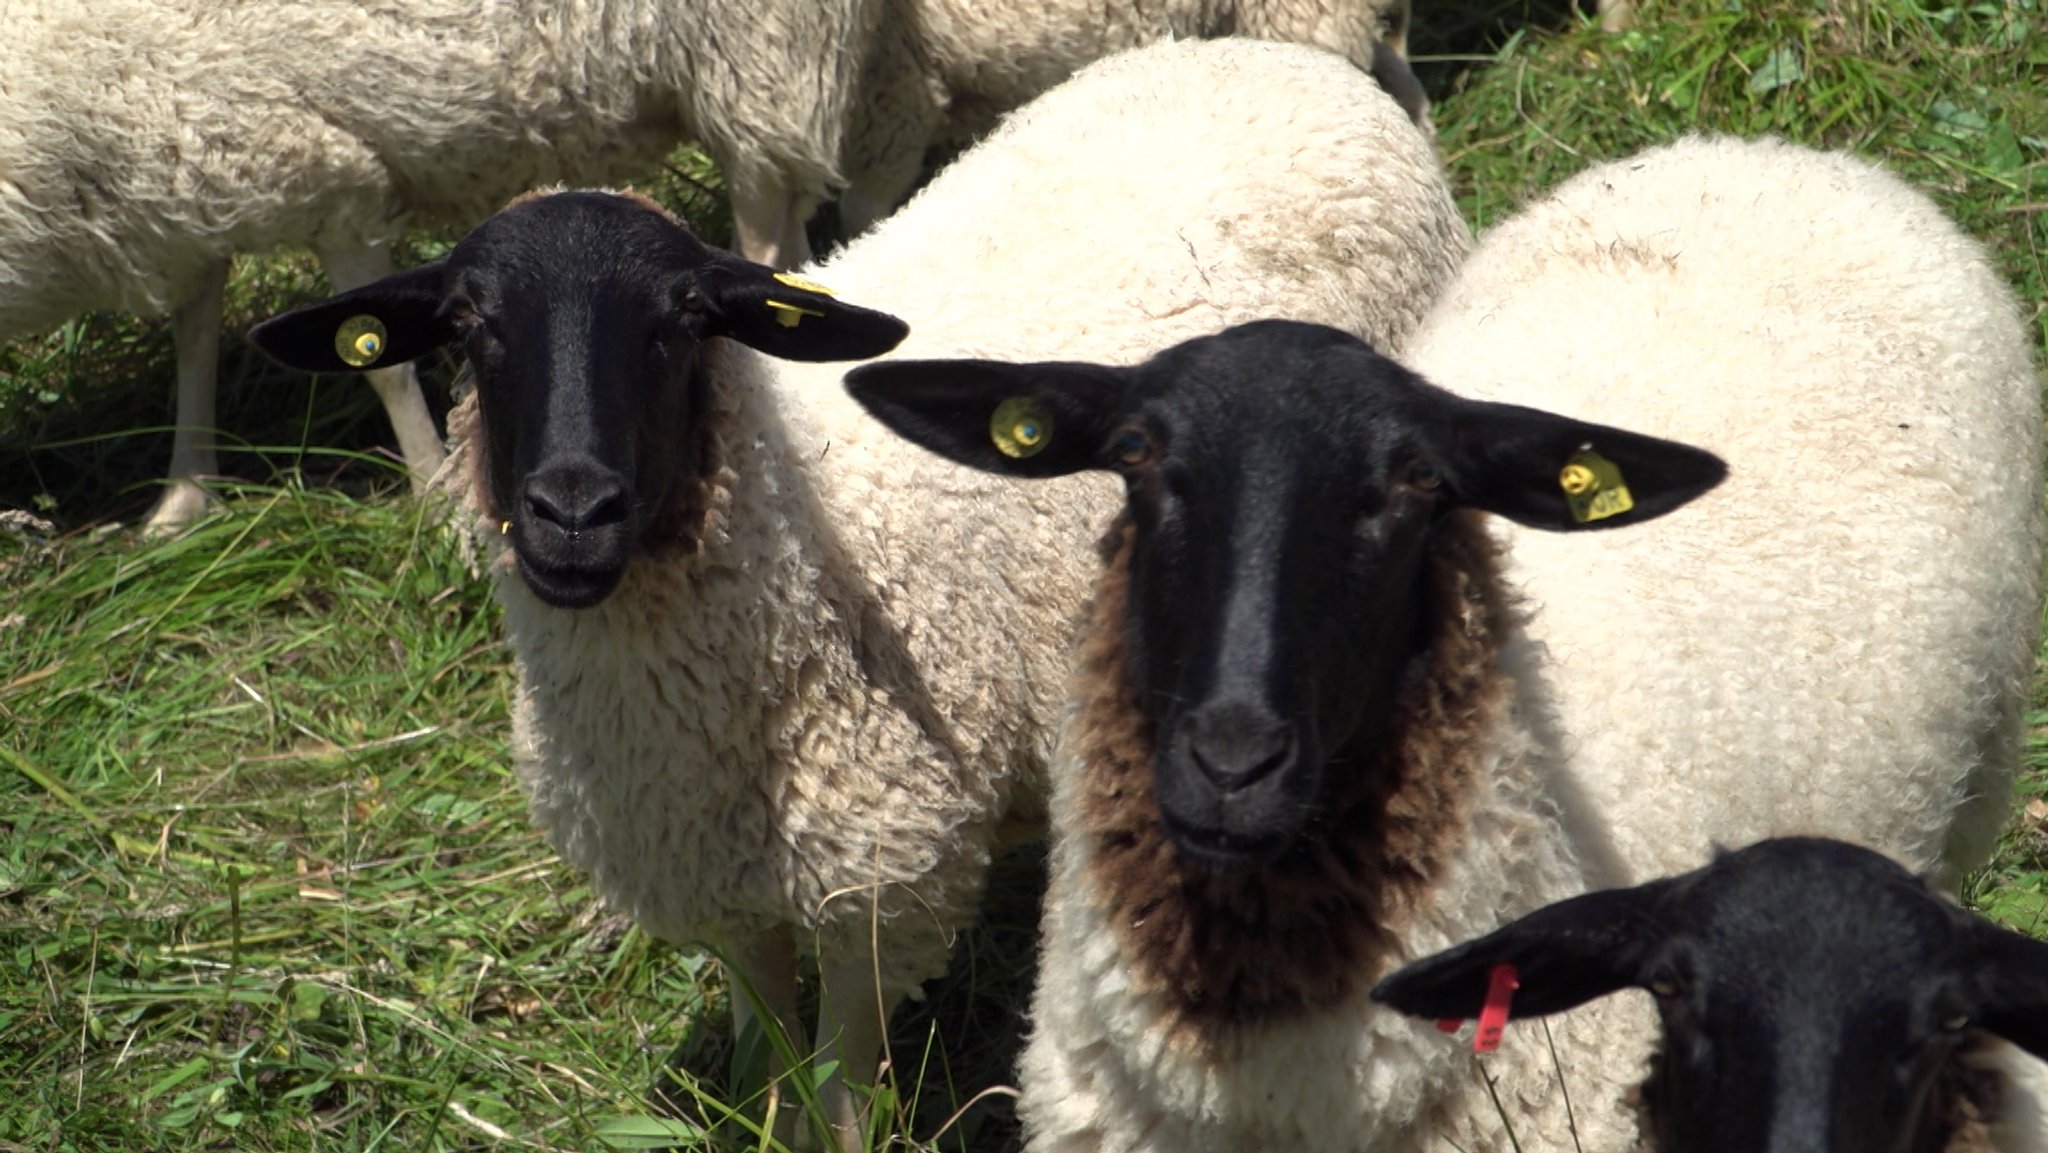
[1472,963,1520,1053]
[1436,1018,1462,1034]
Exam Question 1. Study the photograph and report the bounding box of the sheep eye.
[441,299,482,334]
[1647,966,1684,1000]
[1407,462,1443,492]
[1111,427,1154,468]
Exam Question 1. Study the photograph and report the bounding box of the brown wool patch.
[1069,510,1511,1038]
[499,185,682,228]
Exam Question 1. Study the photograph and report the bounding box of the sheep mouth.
[1159,808,1296,872]
[514,550,629,609]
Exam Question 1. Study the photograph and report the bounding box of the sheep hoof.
[142,478,216,535]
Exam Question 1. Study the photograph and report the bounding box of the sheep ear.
[1372,882,1668,1022]
[249,263,454,374]
[844,358,1127,478]
[696,260,908,362]
[1968,921,2048,1060]
[1445,398,1727,531]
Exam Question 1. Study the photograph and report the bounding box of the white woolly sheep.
[842,134,2043,1153]
[4,0,1424,529]
[247,39,1465,1146]
[1376,836,2048,1153]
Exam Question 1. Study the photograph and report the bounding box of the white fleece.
[1412,135,2044,889]
[829,0,1417,230]
[0,0,865,331]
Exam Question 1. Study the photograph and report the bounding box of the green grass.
[2,0,2045,1148]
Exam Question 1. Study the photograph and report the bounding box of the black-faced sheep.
[1375,836,2048,1153]
[843,133,2043,1152]
[247,38,1465,1146]
[846,319,1726,1152]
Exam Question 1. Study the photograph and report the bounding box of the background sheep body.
[454,37,1463,1138]
[7,0,1415,527]
[0,0,857,329]
[2,0,860,524]
[1016,136,2044,1153]
[840,0,1420,228]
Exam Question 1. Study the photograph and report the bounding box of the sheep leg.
[815,946,894,1153]
[729,174,813,270]
[317,242,445,491]
[1599,0,1637,31]
[145,259,229,531]
[721,925,806,1148]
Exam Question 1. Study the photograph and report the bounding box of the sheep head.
[845,319,1724,871]
[1372,836,2048,1153]
[251,190,906,609]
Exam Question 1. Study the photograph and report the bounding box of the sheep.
[1373,836,2048,1153]
[840,134,2042,1153]
[1408,134,2045,892]
[245,38,1466,1146]
[846,319,1724,1153]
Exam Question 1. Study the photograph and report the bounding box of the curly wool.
[0,0,858,333]
[840,0,1414,227]
[449,40,1466,1006]
[1409,135,2045,889]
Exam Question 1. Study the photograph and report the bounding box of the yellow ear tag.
[764,299,826,328]
[335,314,387,367]
[991,396,1053,459]
[772,272,837,296]
[1559,448,1634,524]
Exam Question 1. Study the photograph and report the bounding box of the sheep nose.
[522,463,629,533]
[1178,700,1297,794]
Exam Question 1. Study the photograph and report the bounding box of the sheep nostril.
[522,467,628,533]
[1180,705,1297,793]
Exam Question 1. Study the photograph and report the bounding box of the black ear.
[843,358,1128,478]
[697,259,908,362]
[1445,398,1728,531]
[1967,920,2048,1060]
[248,263,454,374]
[1373,882,1668,1022]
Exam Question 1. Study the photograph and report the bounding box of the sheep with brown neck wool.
[248,38,1465,1147]
[1376,836,2048,1153]
[846,319,1729,1153]
[843,135,2043,1153]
